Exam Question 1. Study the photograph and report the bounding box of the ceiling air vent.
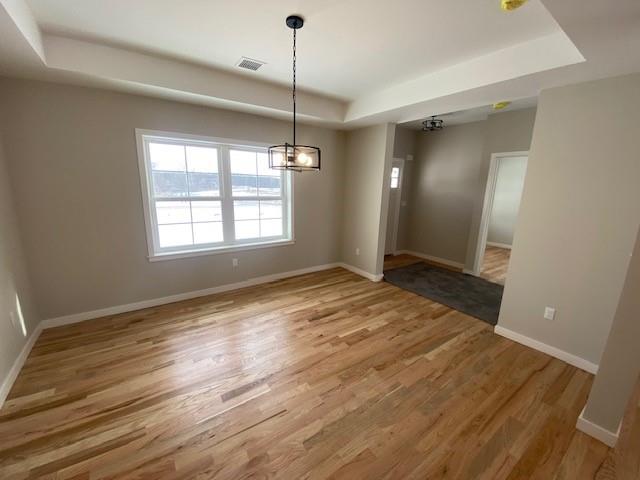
[236,57,266,71]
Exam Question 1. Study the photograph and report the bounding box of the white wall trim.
[494,325,599,374]
[395,250,464,270]
[41,261,383,330]
[1,261,383,407]
[339,263,384,282]
[576,406,621,447]
[0,325,43,407]
[472,151,528,276]
[486,241,512,250]
[42,263,342,329]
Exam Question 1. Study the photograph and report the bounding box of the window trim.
[135,129,294,261]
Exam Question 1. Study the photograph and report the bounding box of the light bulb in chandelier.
[268,15,321,172]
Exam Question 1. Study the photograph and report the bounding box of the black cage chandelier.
[422,116,444,131]
[268,15,321,172]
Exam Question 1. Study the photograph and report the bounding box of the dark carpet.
[384,262,504,325]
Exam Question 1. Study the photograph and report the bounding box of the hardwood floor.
[0,267,636,479]
[481,246,511,285]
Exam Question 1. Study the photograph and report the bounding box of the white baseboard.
[395,250,464,270]
[339,263,383,282]
[42,263,348,329]
[0,324,43,407]
[1,261,382,408]
[487,242,512,250]
[494,325,598,374]
[576,406,621,447]
[42,261,384,329]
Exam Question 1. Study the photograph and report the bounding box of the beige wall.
[582,225,640,435]
[463,108,536,270]
[0,78,346,319]
[400,108,536,265]
[487,155,528,246]
[0,133,39,394]
[406,121,487,264]
[341,124,395,275]
[498,73,640,366]
[393,126,417,251]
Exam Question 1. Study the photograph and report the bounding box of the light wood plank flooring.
[0,267,636,479]
[481,246,512,285]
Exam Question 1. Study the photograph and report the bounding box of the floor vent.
[236,57,266,71]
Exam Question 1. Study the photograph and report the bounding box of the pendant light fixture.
[422,116,444,132]
[268,15,321,172]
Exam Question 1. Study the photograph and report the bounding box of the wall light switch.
[355,248,360,256]
[406,154,414,162]
[544,307,556,321]
[232,258,239,267]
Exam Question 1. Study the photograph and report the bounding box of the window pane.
[158,224,192,247]
[234,200,259,220]
[390,177,399,189]
[191,201,222,222]
[391,167,399,178]
[186,146,218,173]
[149,143,185,172]
[156,201,191,224]
[193,222,223,244]
[257,153,278,177]
[231,150,258,196]
[232,175,258,196]
[230,150,257,175]
[260,200,282,219]
[188,172,220,197]
[261,219,283,237]
[235,220,260,240]
[153,171,188,197]
[258,176,281,196]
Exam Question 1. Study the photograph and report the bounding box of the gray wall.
[463,108,537,269]
[582,225,640,435]
[406,121,487,264]
[393,126,417,251]
[0,78,346,319]
[0,134,39,392]
[400,108,536,265]
[341,124,395,275]
[498,73,640,366]
[487,155,527,246]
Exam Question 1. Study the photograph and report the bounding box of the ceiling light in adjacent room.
[493,101,511,110]
[268,15,321,172]
[501,0,528,11]
[422,116,444,132]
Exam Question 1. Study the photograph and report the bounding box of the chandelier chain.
[292,28,297,146]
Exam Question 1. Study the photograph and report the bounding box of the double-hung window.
[137,130,292,260]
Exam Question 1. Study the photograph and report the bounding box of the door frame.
[471,151,528,276]
[387,158,405,255]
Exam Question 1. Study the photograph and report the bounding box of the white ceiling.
[1,0,639,129]
[401,97,539,129]
[25,0,561,100]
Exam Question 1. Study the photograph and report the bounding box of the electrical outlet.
[355,248,360,256]
[232,258,239,267]
[544,307,556,321]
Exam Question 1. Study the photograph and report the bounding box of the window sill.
[148,239,295,262]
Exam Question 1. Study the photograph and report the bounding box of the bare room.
[1,0,639,478]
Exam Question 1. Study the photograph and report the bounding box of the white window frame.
[136,129,294,261]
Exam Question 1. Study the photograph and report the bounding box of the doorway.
[385,158,405,255]
[472,151,528,284]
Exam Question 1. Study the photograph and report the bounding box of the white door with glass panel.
[385,159,404,255]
